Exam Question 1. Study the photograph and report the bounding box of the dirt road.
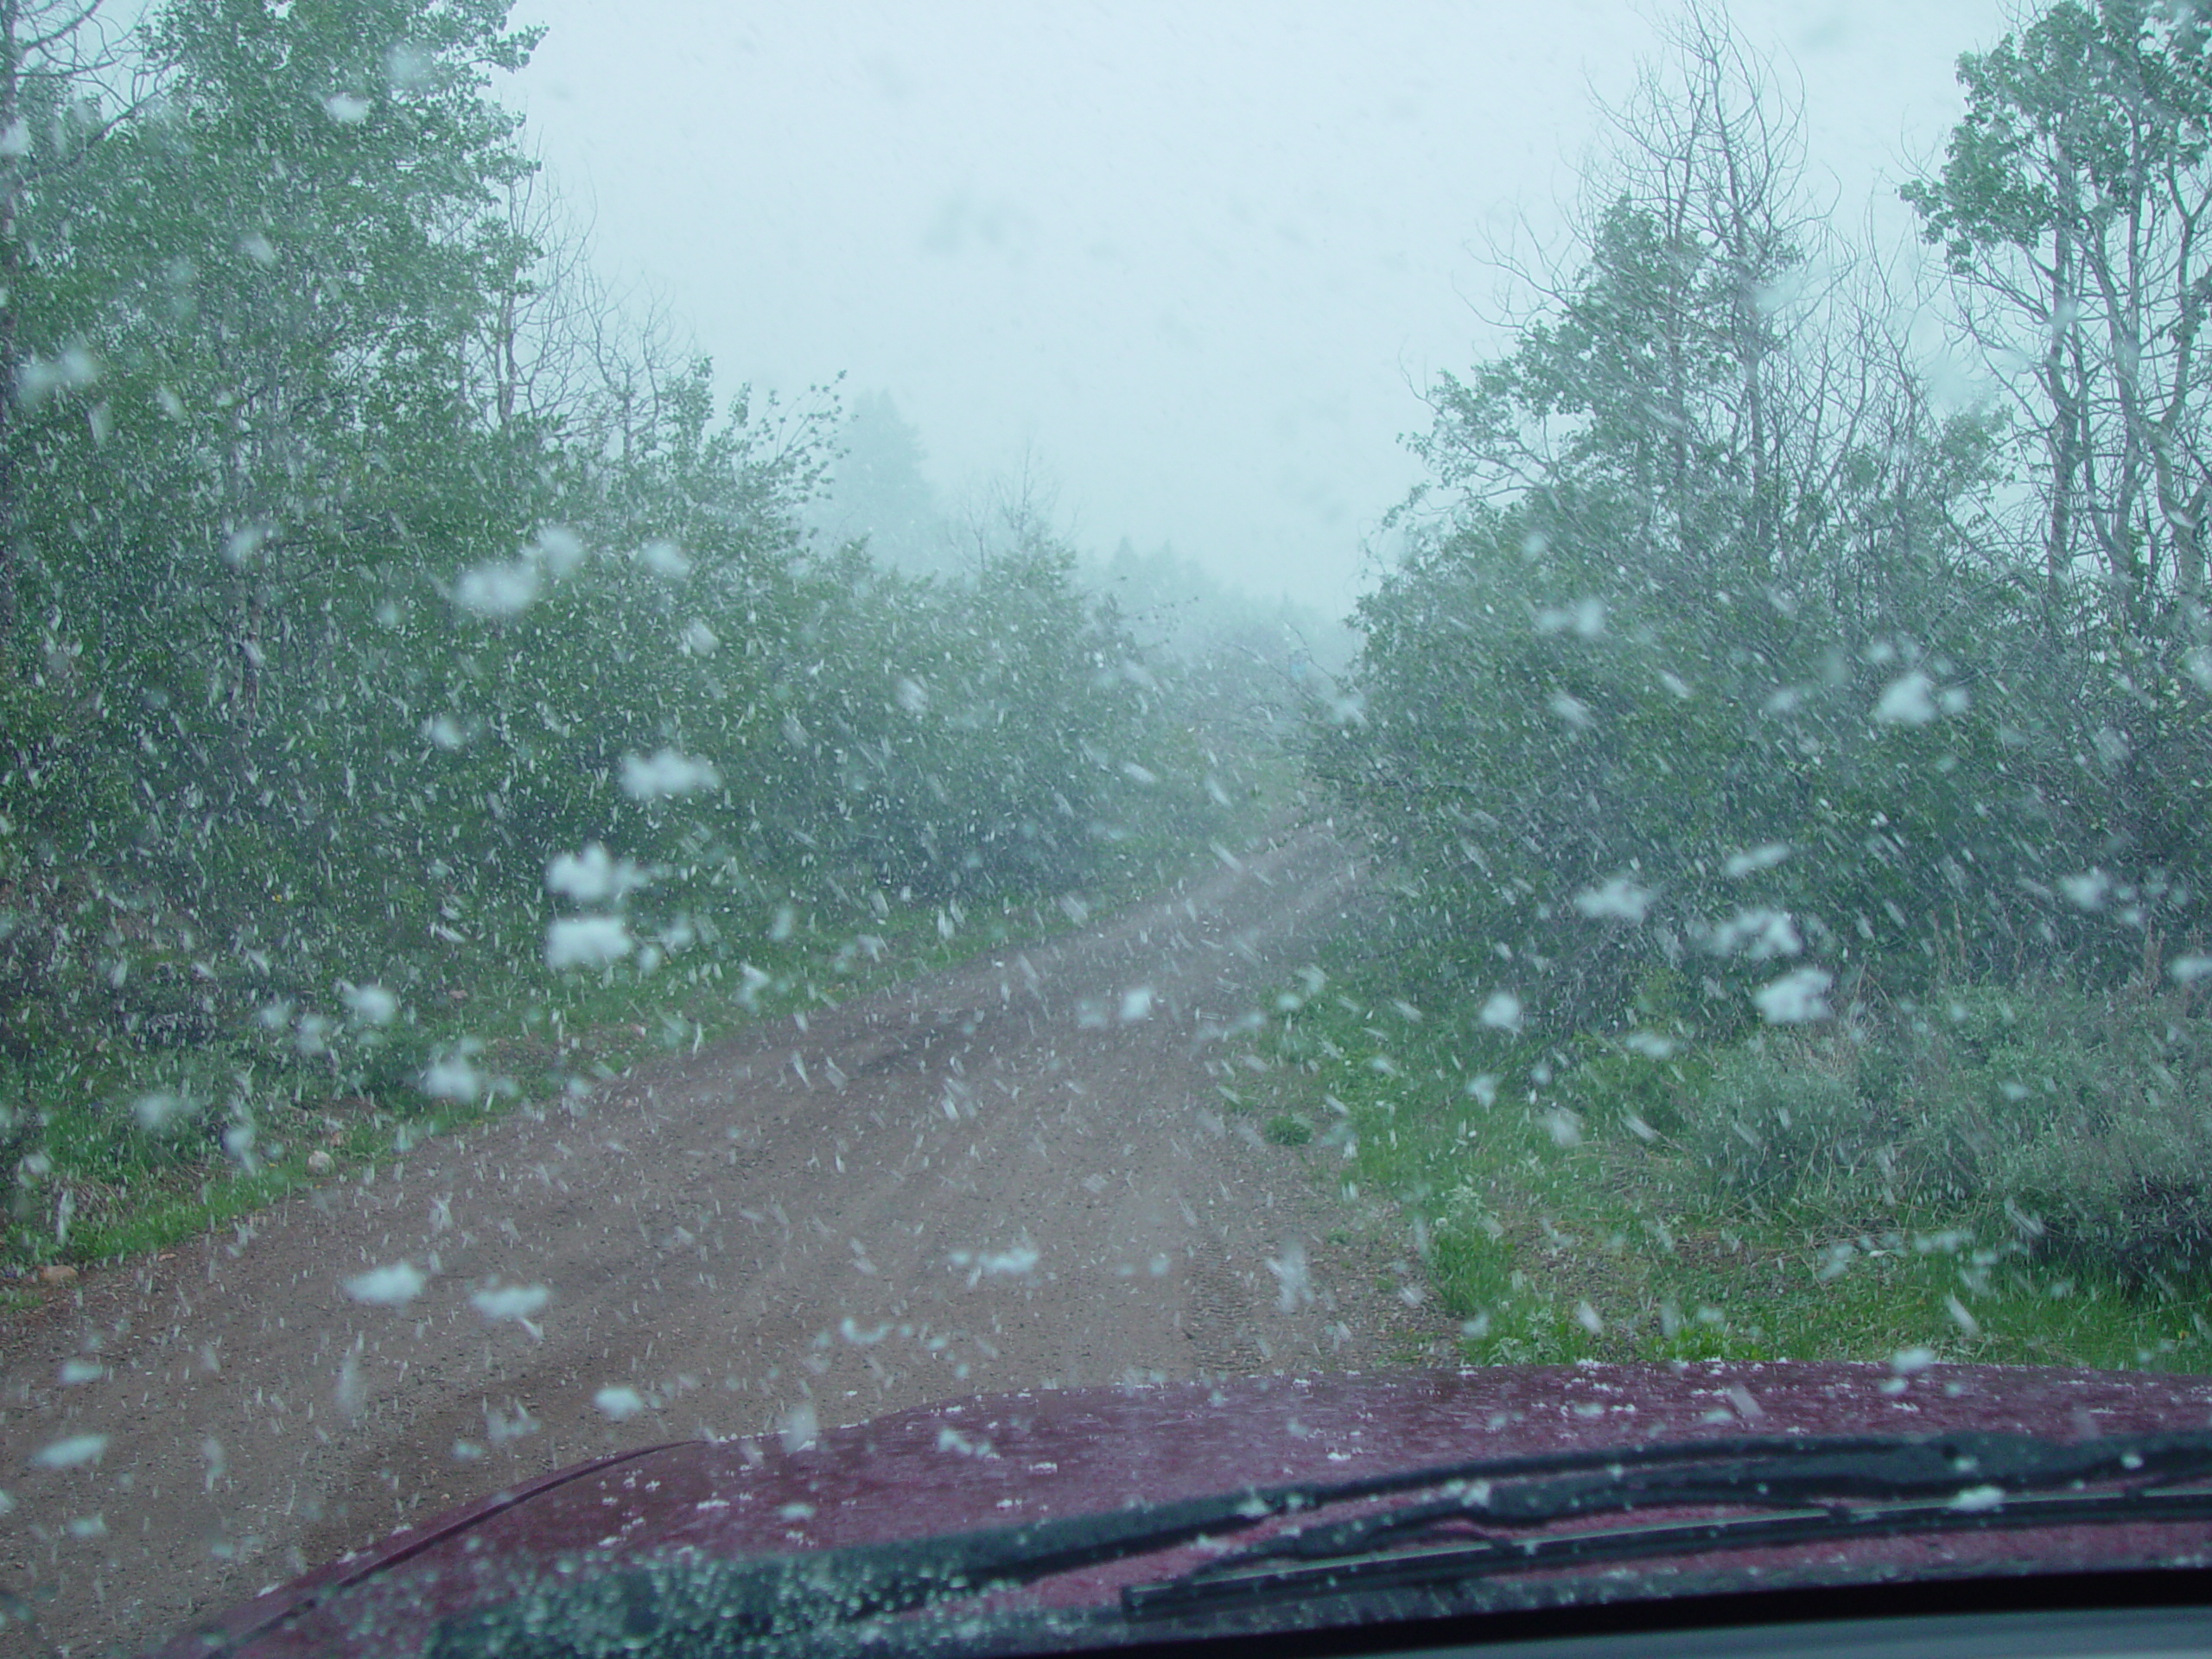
[1,828,1429,1655]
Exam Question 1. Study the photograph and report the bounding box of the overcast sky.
[499,2,2016,615]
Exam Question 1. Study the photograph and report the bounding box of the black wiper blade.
[422,1433,1895,1653]
[1122,1430,2212,1624]
[1166,1429,2212,1570]
[1122,1486,2212,1622]
[422,1430,2212,1656]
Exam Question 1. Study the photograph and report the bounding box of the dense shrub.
[1675,984,2212,1285]
[1685,1047,1872,1203]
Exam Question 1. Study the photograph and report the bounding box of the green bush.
[1682,1045,1875,1202]
[1897,988,2212,1280]
[1556,1042,1707,1142]
[1675,983,2212,1285]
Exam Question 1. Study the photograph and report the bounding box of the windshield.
[4,0,2210,1652]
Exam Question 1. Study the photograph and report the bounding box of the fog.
[502,1,2011,614]
[19,7,2212,1649]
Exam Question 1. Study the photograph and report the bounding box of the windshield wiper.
[422,1430,2212,1656]
[1122,1430,2212,1623]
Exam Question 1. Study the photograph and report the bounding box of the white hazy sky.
[500,1,2016,615]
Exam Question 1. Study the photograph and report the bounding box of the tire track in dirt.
[0,826,1429,1654]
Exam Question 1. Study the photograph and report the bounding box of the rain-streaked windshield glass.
[4,0,2211,1651]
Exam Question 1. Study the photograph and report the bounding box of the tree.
[806,390,949,575]
[1314,3,2107,1033]
[0,0,138,666]
[1904,0,2212,939]
[1412,3,1844,595]
[1904,0,2212,632]
[0,0,1229,1204]
[0,0,557,1053]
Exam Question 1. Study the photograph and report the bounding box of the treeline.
[1309,2,2212,1276]
[0,0,1226,1201]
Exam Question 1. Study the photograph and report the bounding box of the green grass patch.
[1243,959,2212,1375]
[4,807,1289,1275]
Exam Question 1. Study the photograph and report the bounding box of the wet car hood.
[153,1360,2212,1657]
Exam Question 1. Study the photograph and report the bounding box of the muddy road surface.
[1,828,1432,1654]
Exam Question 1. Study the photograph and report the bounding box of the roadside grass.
[5,912,912,1270]
[1236,957,2212,1376]
[4,785,1294,1278]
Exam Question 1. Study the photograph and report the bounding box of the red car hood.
[153,1360,2212,1657]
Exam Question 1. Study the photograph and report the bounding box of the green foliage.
[0,0,1233,1265]
[1313,0,2212,1046]
[1903,987,2212,1283]
[1669,983,2212,1288]
[1291,0,2212,1360]
[1902,0,2212,636]
[1257,961,2212,1370]
[1304,484,2165,1033]
[1683,1045,1876,1202]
